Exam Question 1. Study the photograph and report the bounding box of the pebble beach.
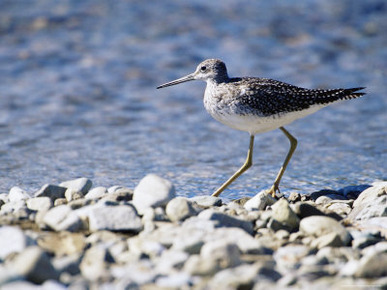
[0,176,386,289]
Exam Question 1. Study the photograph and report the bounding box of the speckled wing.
[236,77,365,117]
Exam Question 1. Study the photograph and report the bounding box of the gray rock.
[310,232,346,249]
[155,273,192,289]
[288,192,301,203]
[64,188,84,202]
[354,217,387,238]
[166,197,196,222]
[26,196,53,212]
[326,202,352,216]
[355,252,387,278]
[79,246,113,281]
[8,246,59,283]
[300,216,351,246]
[315,195,334,205]
[0,200,28,215]
[189,195,222,208]
[154,250,189,274]
[85,187,108,199]
[54,198,67,206]
[43,205,84,232]
[209,263,263,289]
[198,209,253,234]
[338,184,370,199]
[351,231,380,249]
[88,204,142,232]
[132,174,175,214]
[348,195,387,221]
[8,186,30,202]
[59,177,93,194]
[353,182,387,208]
[274,245,311,272]
[0,226,28,259]
[101,187,133,202]
[184,254,219,276]
[200,239,241,269]
[310,189,342,200]
[271,198,300,231]
[35,184,67,201]
[244,190,276,211]
[171,228,206,254]
[37,232,85,257]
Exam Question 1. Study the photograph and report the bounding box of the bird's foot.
[266,184,280,199]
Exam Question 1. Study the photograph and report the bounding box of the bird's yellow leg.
[267,127,298,197]
[212,135,255,197]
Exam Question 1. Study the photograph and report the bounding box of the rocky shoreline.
[0,175,386,289]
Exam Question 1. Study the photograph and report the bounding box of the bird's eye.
[200,66,207,72]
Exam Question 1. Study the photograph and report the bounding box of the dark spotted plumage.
[228,77,365,116]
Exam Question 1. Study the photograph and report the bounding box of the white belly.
[207,105,324,135]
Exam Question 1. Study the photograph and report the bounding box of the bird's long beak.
[157,73,195,89]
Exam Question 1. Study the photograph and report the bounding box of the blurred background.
[0,0,385,199]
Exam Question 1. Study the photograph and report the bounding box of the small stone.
[309,189,342,201]
[184,254,219,276]
[0,226,28,259]
[59,177,92,194]
[156,272,192,288]
[348,195,387,221]
[37,232,85,257]
[79,246,113,281]
[288,192,301,203]
[271,198,300,231]
[166,197,196,222]
[338,184,370,199]
[315,196,334,205]
[355,252,387,278]
[189,195,222,208]
[327,202,352,216]
[155,250,189,274]
[26,197,53,212]
[353,182,387,208]
[102,187,133,202]
[133,174,175,214]
[300,216,351,246]
[209,263,264,289]
[198,209,254,234]
[9,246,59,283]
[54,198,67,206]
[274,245,311,271]
[43,205,83,232]
[310,232,345,249]
[88,204,142,232]
[200,240,241,268]
[244,190,276,211]
[35,184,67,201]
[85,187,108,199]
[65,188,84,202]
[8,187,30,202]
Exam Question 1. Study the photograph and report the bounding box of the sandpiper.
[157,59,365,197]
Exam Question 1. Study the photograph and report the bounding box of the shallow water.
[0,0,386,199]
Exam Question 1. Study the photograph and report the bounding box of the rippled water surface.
[0,0,386,199]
